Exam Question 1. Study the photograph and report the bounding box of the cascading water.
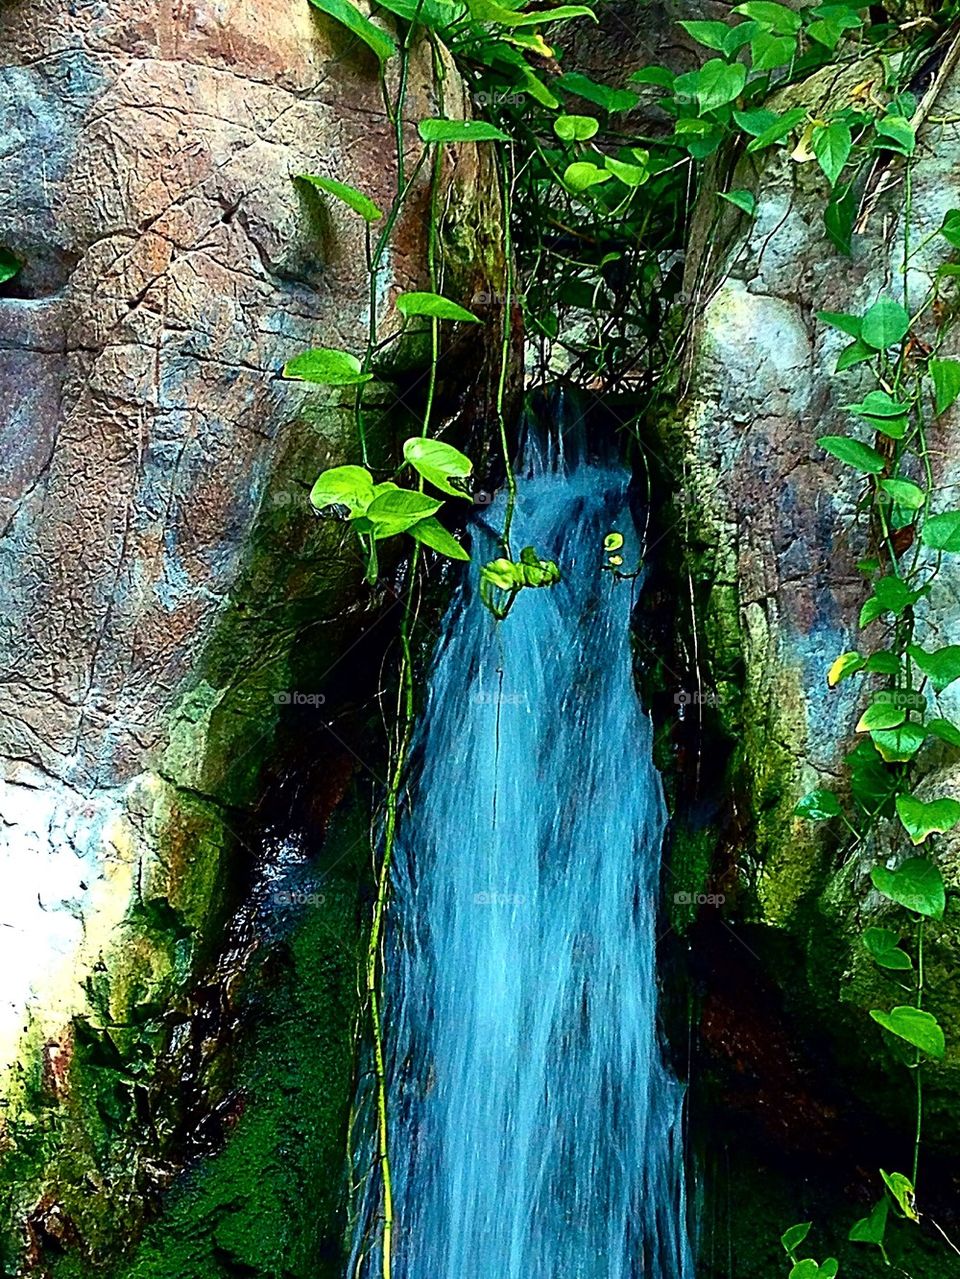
[350,423,692,1279]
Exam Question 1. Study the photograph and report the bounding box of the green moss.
[667,825,716,934]
[49,796,368,1279]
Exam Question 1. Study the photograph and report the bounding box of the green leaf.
[678,19,732,49]
[719,189,756,215]
[871,723,926,763]
[310,465,375,516]
[879,478,925,510]
[940,209,960,249]
[788,1262,819,1279]
[733,1,801,32]
[824,182,857,256]
[817,435,886,474]
[628,66,676,89]
[817,310,862,338]
[927,717,960,748]
[750,31,795,70]
[807,10,860,48]
[859,576,919,626]
[794,789,842,820]
[366,488,443,537]
[604,155,649,187]
[0,248,21,285]
[849,1197,889,1246]
[856,702,904,732]
[724,19,759,54]
[844,390,909,419]
[828,651,865,686]
[745,107,807,151]
[733,107,778,136]
[908,643,960,693]
[396,291,479,323]
[820,1263,839,1279]
[284,347,373,386]
[563,161,613,191]
[403,436,473,497]
[895,794,960,846]
[504,1,596,22]
[871,855,945,918]
[697,58,746,111]
[554,72,639,113]
[861,299,910,350]
[418,118,510,143]
[870,1006,945,1059]
[296,174,382,222]
[881,1170,919,1222]
[875,114,915,155]
[835,338,875,372]
[929,357,960,415]
[863,927,913,971]
[308,0,396,62]
[554,113,599,141]
[864,650,900,674]
[781,1221,812,1255]
[408,516,470,560]
[922,510,960,552]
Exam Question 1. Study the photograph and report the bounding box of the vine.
[282,0,960,1275]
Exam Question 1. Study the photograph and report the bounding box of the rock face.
[657,39,960,1269]
[0,0,506,1268]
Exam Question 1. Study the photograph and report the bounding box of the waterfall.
[350,424,692,1279]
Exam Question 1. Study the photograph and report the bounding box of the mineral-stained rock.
[0,0,507,1266]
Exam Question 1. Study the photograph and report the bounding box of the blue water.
[350,428,692,1279]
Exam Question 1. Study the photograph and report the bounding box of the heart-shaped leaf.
[856,702,905,732]
[870,1006,945,1058]
[849,1196,889,1245]
[284,347,372,386]
[396,292,479,323]
[827,651,864,686]
[908,643,960,693]
[881,1169,919,1221]
[365,488,443,537]
[922,510,960,552]
[929,357,960,415]
[563,161,612,191]
[818,435,886,474]
[781,1222,812,1255]
[870,723,925,763]
[403,437,473,497]
[871,855,945,917]
[418,118,511,144]
[862,927,913,970]
[310,465,375,517]
[794,790,842,820]
[554,113,599,141]
[861,298,910,350]
[895,795,960,847]
[408,516,470,561]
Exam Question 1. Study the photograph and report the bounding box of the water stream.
[351,425,692,1278]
